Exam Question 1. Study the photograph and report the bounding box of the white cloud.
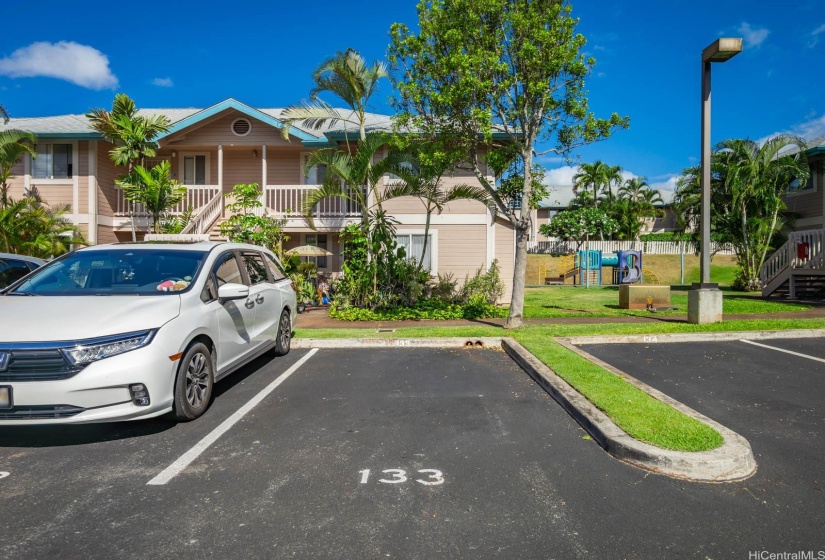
[737,22,770,48]
[756,113,825,145]
[808,23,825,48]
[0,41,117,90]
[649,175,680,203]
[151,77,173,87]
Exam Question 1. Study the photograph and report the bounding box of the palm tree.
[0,130,37,205]
[0,194,83,257]
[0,104,9,124]
[382,149,491,272]
[573,160,620,207]
[118,161,187,234]
[618,176,649,202]
[279,49,390,144]
[87,94,172,240]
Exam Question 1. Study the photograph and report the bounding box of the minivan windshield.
[9,249,207,296]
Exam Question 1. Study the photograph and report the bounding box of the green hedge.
[329,299,508,321]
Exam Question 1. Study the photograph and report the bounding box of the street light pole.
[688,37,742,324]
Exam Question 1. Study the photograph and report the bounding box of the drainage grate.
[376,329,396,333]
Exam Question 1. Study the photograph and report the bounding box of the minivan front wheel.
[172,342,214,421]
[271,310,291,357]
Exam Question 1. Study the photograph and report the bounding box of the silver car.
[0,253,46,289]
[0,242,297,424]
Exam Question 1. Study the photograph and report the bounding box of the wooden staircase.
[760,229,825,299]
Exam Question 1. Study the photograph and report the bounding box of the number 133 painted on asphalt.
[359,468,445,486]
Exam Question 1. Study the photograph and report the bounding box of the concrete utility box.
[619,285,671,310]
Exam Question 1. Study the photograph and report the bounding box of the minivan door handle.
[255,295,264,304]
[244,299,255,309]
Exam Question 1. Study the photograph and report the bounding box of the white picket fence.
[528,238,735,255]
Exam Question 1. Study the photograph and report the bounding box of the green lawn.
[296,318,825,453]
[522,285,812,318]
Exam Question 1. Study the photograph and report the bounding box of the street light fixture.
[688,37,742,325]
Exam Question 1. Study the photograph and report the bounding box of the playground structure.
[547,249,644,286]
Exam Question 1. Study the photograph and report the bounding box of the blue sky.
[2,0,823,205]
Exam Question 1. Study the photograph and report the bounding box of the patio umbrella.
[286,245,333,257]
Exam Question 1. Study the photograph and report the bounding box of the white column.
[261,144,267,211]
[88,141,98,245]
[218,144,224,193]
[486,206,495,270]
[23,151,31,195]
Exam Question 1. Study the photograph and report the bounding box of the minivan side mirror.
[218,283,249,301]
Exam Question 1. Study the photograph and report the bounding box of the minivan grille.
[0,349,81,381]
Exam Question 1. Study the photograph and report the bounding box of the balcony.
[260,185,362,219]
[114,185,220,217]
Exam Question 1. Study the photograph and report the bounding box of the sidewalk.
[295,303,825,330]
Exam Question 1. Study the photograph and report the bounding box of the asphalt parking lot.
[1,343,823,559]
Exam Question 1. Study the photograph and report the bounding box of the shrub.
[328,298,507,321]
[460,259,505,305]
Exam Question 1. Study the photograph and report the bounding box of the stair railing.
[181,190,223,235]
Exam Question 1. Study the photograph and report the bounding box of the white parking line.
[147,348,319,486]
[740,339,825,364]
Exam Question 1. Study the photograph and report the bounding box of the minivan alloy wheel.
[186,352,210,408]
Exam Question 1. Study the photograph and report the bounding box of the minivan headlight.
[61,330,157,365]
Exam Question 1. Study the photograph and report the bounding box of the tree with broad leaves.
[539,206,617,250]
[390,0,629,327]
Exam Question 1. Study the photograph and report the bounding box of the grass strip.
[518,338,723,452]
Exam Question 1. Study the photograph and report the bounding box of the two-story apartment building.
[2,98,516,299]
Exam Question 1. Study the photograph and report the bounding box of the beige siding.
[163,111,295,147]
[431,224,488,282]
[223,150,262,193]
[77,141,89,214]
[379,168,489,215]
[495,219,515,302]
[97,226,119,244]
[96,142,123,217]
[266,149,303,185]
[30,183,73,209]
[6,158,26,199]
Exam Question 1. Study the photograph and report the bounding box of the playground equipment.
[549,249,643,286]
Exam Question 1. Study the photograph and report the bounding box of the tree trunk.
[505,148,535,329]
[417,203,434,273]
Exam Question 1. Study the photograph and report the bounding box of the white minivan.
[0,242,297,424]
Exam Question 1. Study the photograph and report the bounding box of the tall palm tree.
[618,176,649,202]
[117,161,187,234]
[0,130,37,205]
[279,49,390,143]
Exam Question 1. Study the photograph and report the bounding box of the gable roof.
[0,98,394,146]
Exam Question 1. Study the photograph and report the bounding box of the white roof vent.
[231,118,252,136]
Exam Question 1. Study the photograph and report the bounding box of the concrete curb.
[292,337,503,349]
[502,337,757,482]
[561,328,825,346]
[292,336,757,482]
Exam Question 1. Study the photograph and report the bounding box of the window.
[241,252,269,285]
[264,253,287,280]
[215,253,243,286]
[33,144,72,179]
[183,155,207,185]
[0,259,33,288]
[305,234,328,269]
[385,161,415,185]
[788,174,815,193]
[303,154,328,185]
[395,234,432,270]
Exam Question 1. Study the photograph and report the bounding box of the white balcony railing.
[115,185,220,217]
[260,185,362,219]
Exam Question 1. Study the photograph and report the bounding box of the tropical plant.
[117,161,187,234]
[617,176,649,202]
[279,49,390,143]
[382,144,492,273]
[218,183,290,251]
[0,104,8,124]
[573,160,622,207]
[86,94,171,171]
[539,206,618,249]
[0,130,37,205]
[390,0,629,327]
[673,135,809,290]
[0,194,83,257]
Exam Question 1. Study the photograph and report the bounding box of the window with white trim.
[396,234,432,271]
[788,174,815,193]
[385,161,415,185]
[33,144,72,179]
[306,233,328,269]
[183,155,208,185]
